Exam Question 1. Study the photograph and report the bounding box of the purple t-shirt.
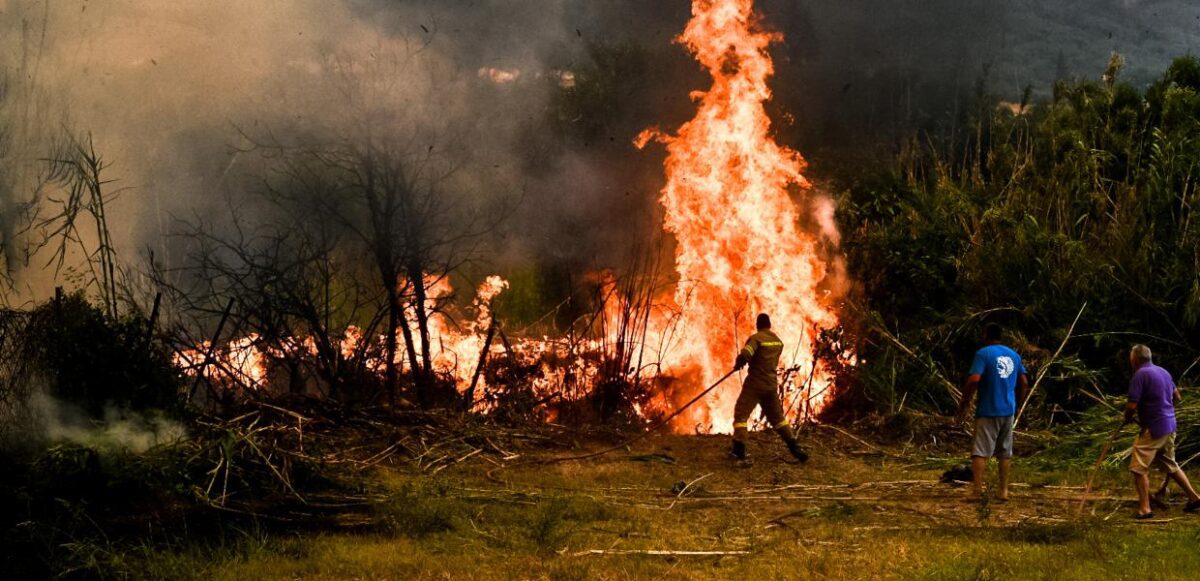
[1128,363,1177,439]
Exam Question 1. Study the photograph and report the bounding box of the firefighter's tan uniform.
[732,328,806,461]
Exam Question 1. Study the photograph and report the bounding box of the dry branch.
[873,323,961,403]
[1015,301,1087,427]
[1079,420,1128,514]
[571,549,749,557]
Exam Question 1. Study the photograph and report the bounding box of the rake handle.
[1078,420,1128,512]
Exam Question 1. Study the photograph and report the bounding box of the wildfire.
[635,0,841,432]
[177,0,844,434]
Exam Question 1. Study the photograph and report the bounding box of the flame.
[176,0,844,432]
[426,275,508,383]
[175,333,269,390]
[635,0,841,433]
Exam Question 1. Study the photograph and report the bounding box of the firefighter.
[730,313,809,463]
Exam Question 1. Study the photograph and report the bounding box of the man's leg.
[1156,434,1200,504]
[1166,470,1200,503]
[970,417,999,499]
[971,455,988,498]
[1134,471,1152,515]
[995,416,1014,500]
[1130,429,1157,516]
[731,388,755,460]
[998,458,1011,500]
[760,391,807,462]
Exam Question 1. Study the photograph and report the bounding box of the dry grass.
[108,422,1200,579]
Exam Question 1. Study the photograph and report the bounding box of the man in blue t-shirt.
[957,323,1029,501]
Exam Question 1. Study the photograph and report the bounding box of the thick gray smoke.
[0,0,1197,303]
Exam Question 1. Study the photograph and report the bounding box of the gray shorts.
[972,416,1014,459]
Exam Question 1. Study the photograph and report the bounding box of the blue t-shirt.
[968,344,1026,417]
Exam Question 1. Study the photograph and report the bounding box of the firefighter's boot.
[730,440,747,460]
[775,422,809,463]
[731,423,749,460]
[786,441,809,463]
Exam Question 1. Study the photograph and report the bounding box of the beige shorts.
[1129,429,1181,475]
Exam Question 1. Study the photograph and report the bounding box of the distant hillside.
[783,1,1198,91]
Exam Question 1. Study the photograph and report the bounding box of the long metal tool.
[486,369,739,481]
[548,368,739,463]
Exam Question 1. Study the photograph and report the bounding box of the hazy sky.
[2,0,1198,300]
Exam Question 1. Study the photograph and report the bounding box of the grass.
[122,516,1200,580]
[91,424,1200,580]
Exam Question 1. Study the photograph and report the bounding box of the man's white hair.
[1131,344,1153,364]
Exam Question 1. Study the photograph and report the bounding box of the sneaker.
[1184,499,1200,513]
[787,442,809,463]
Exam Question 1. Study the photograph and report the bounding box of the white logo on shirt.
[996,356,1015,379]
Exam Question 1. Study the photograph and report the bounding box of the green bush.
[835,55,1200,420]
[25,292,182,417]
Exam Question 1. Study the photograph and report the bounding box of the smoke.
[0,1,560,294]
[1,0,1198,303]
[8,388,186,454]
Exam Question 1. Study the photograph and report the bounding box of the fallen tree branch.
[655,472,714,511]
[815,424,904,458]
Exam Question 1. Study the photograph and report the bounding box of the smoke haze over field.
[1,0,1199,305]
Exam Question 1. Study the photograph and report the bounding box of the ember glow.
[635,0,841,433]
[477,67,521,84]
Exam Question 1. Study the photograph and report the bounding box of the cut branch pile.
[175,397,580,523]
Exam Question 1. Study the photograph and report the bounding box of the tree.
[165,43,505,408]
[154,188,384,402]
[31,133,121,318]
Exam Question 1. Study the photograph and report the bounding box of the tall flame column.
[637,0,838,432]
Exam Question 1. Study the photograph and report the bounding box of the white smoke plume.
[0,386,186,453]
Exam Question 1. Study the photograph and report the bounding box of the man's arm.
[1126,371,1144,425]
[1175,386,1183,405]
[1124,401,1138,425]
[958,350,986,421]
[734,338,757,371]
[1016,373,1030,408]
[957,374,980,421]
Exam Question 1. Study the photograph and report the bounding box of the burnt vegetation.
[4,16,1200,573]
[0,40,676,578]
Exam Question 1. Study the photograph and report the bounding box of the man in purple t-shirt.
[1125,344,1200,518]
